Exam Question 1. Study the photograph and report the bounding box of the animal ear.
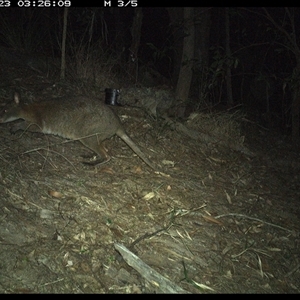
[14,92,20,105]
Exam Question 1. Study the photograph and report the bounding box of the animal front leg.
[10,121,42,134]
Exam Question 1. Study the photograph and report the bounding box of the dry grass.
[0,63,299,293]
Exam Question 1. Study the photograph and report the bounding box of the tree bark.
[174,7,195,118]
[128,7,143,81]
[225,7,233,107]
[167,8,184,85]
[291,64,300,144]
[194,8,211,69]
[60,7,68,81]
[193,7,211,105]
[262,7,300,143]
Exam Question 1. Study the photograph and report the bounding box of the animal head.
[0,93,22,123]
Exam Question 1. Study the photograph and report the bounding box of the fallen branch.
[114,243,189,294]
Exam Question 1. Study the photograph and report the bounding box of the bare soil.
[0,63,299,294]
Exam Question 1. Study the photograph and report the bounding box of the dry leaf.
[101,167,115,174]
[202,215,223,225]
[162,160,175,166]
[208,156,226,163]
[48,190,63,198]
[142,192,155,200]
[133,166,143,174]
[224,190,232,204]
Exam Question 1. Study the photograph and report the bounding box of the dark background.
[0,6,299,135]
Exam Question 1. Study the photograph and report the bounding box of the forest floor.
[0,62,299,294]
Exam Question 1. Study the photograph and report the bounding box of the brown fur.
[0,93,156,170]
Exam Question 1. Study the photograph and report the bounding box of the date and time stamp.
[0,0,138,7]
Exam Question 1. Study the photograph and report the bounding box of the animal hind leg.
[80,137,111,166]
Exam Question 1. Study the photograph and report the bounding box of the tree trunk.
[60,7,68,81]
[193,7,211,105]
[261,7,300,143]
[291,63,300,144]
[174,7,195,118]
[128,7,143,81]
[167,8,184,85]
[194,8,211,69]
[225,7,233,107]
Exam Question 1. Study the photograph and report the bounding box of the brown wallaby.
[0,93,156,170]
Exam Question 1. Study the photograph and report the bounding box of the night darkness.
[1,6,300,294]
[0,6,300,136]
